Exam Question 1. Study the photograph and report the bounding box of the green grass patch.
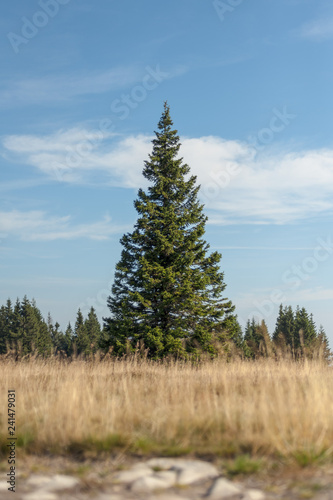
[226,454,262,476]
[292,448,329,467]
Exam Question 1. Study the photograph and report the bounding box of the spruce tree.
[244,318,272,358]
[84,307,101,354]
[74,309,89,355]
[105,103,236,358]
[295,306,316,347]
[273,305,295,348]
[317,325,331,361]
[62,323,74,356]
[0,306,7,354]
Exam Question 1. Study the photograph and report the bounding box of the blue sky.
[1,0,333,341]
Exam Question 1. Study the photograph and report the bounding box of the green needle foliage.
[104,103,237,358]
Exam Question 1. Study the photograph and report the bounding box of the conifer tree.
[105,103,236,357]
[74,309,89,355]
[244,318,272,358]
[47,313,62,351]
[8,297,52,355]
[317,325,331,361]
[61,323,74,356]
[273,305,295,348]
[295,306,316,347]
[0,306,7,354]
[257,320,273,357]
[84,307,101,353]
[10,299,22,349]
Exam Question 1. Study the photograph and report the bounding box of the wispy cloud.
[297,18,333,41]
[0,210,128,241]
[0,64,186,107]
[2,128,152,187]
[3,129,333,225]
[0,66,141,106]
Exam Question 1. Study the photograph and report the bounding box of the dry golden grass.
[1,356,333,463]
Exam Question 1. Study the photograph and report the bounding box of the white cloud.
[297,18,333,41]
[3,129,333,225]
[0,210,128,241]
[2,128,152,187]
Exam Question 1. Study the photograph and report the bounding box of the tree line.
[0,297,103,358]
[0,296,329,360]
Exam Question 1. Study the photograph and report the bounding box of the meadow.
[1,354,333,469]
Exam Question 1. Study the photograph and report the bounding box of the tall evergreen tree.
[104,103,236,358]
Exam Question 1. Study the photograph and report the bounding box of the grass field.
[1,356,333,466]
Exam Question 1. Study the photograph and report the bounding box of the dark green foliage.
[84,307,101,354]
[273,305,295,347]
[227,316,244,349]
[73,307,102,355]
[271,304,330,359]
[294,306,316,347]
[104,103,237,358]
[0,300,13,354]
[0,297,104,358]
[47,313,61,350]
[62,323,74,356]
[0,294,330,362]
[47,313,74,356]
[74,309,88,355]
[0,297,53,356]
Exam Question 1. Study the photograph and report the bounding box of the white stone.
[27,475,53,487]
[113,465,152,484]
[175,460,220,485]
[23,491,58,500]
[145,458,220,485]
[243,489,266,500]
[131,473,175,492]
[27,474,79,492]
[0,481,9,491]
[154,470,178,486]
[207,477,243,499]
